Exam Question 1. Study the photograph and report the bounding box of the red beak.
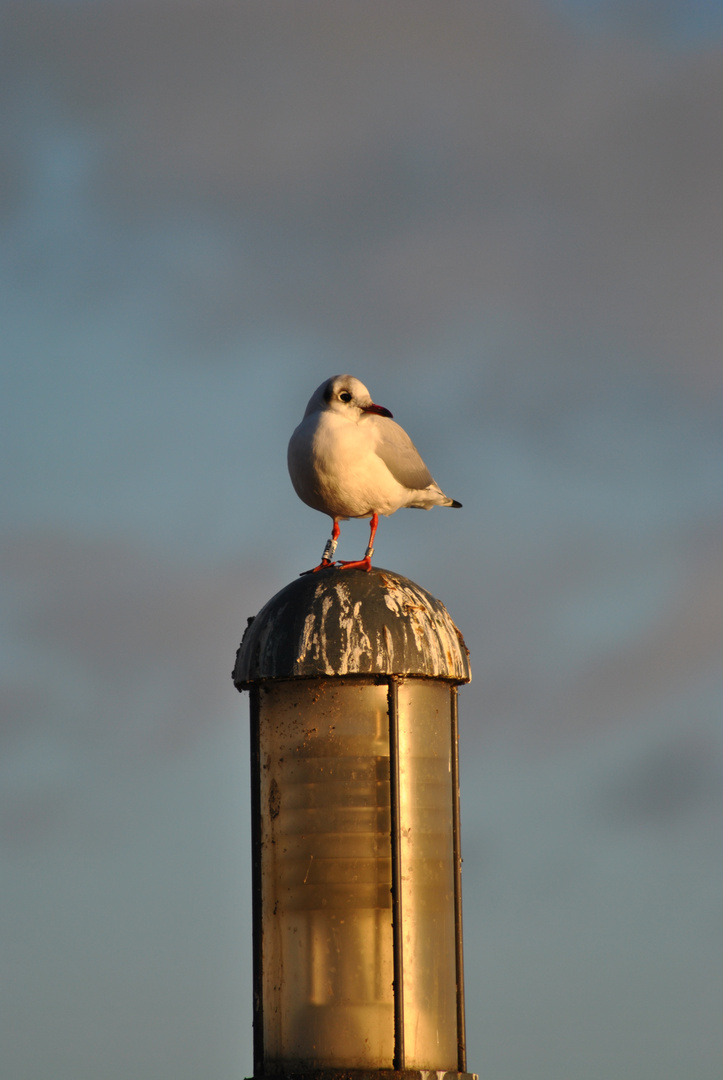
[363,402,393,419]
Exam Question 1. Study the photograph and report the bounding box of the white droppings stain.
[382,623,394,669]
[294,581,374,675]
[382,580,467,678]
[298,611,319,664]
[333,583,373,674]
[319,594,335,673]
[268,572,470,681]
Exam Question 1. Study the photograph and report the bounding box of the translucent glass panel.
[397,680,458,1068]
[258,680,394,1070]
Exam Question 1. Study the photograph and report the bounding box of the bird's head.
[305,375,394,421]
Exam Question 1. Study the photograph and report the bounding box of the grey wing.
[374,417,435,490]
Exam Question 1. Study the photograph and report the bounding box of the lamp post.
[233,566,475,1080]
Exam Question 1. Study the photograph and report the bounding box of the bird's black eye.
[339,391,352,402]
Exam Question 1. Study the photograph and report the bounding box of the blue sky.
[3,3,723,1078]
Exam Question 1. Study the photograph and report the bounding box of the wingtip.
[450,499,463,508]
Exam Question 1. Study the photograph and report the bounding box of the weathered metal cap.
[233,565,471,687]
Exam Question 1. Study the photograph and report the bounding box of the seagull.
[288,374,462,572]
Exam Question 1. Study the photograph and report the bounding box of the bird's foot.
[337,557,372,572]
[300,558,337,576]
[337,544,374,572]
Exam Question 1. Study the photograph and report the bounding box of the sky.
[2,2,723,1079]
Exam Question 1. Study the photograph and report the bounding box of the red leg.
[301,519,341,575]
[338,512,378,572]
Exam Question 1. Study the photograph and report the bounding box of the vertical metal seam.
[387,675,405,1070]
[249,685,264,1077]
[451,684,467,1072]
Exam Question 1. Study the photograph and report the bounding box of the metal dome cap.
[233,565,471,686]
